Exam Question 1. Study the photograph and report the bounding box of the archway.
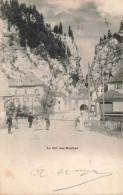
[80,104,88,111]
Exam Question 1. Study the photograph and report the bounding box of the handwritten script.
[30,166,112,191]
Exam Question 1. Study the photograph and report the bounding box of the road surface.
[0,112,123,194]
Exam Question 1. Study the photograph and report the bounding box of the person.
[80,111,85,130]
[74,111,81,130]
[6,114,12,134]
[28,112,34,128]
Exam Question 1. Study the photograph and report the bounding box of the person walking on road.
[6,114,13,134]
[28,112,34,128]
[74,111,80,130]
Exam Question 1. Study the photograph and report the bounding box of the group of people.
[6,109,89,134]
[28,112,50,130]
[6,111,50,134]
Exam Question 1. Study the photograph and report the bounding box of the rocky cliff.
[91,21,123,85]
[0,18,81,95]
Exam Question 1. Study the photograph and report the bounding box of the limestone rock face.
[91,21,123,85]
[0,19,82,96]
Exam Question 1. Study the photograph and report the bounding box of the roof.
[71,94,88,100]
[9,72,44,87]
[0,87,12,97]
[95,90,123,102]
[108,70,123,83]
[52,90,67,98]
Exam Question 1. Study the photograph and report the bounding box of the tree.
[68,25,74,40]
[22,104,29,116]
[85,74,88,88]
[99,37,103,44]
[10,0,20,26]
[59,22,63,34]
[40,91,56,116]
[104,35,106,40]
[53,25,59,34]
[6,101,15,116]
[67,47,71,57]
[107,30,112,39]
[0,0,68,60]
[17,104,21,115]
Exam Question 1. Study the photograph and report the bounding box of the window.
[96,89,99,92]
[23,98,29,103]
[35,89,39,94]
[101,89,103,92]
[117,83,122,90]
[35,97,39,102]
[58,101,60,104]
[15,90,17,95]
[25,89,27,94]
[16,99,19,103]
[14,98,19,104]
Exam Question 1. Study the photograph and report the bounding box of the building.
[95,70,123,115]
[95,89,123,114]
[69,88,88,111]
[91,84,103,103]
[107,70,123,94]
[53,91,68,112]
[9,72,45,113]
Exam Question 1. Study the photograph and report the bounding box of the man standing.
[28,112,34,128]
[6,114,12,134]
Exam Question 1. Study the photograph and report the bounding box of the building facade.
[9,72,45,113]
[95,70,123,114]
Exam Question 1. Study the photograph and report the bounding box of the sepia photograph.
[0,0,123,194]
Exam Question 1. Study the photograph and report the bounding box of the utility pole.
[88,63,90,121]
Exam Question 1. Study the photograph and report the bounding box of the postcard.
[0,0,123,194]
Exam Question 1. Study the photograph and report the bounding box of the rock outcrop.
[0,18,81,96]
[91,21,123,85]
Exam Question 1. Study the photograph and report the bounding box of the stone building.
[9,72,45,113]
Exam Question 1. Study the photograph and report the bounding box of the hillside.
[91,22,123,86]
[0,0,82,96]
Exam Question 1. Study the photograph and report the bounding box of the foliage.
[99,37,103,44]
[22,104,29,116]
[6,101,15,116]
[16,104,21,115]
[59,22,63,34]
[71,73,79,87]
[104,35,106,40]
[53,25,59,34]
[53,22,63,35]
[68,25,74,40]
[40,90,56,116]
[0,0,68,59]
[107,30,112,39]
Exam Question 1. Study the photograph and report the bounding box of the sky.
[19,0,123,75]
